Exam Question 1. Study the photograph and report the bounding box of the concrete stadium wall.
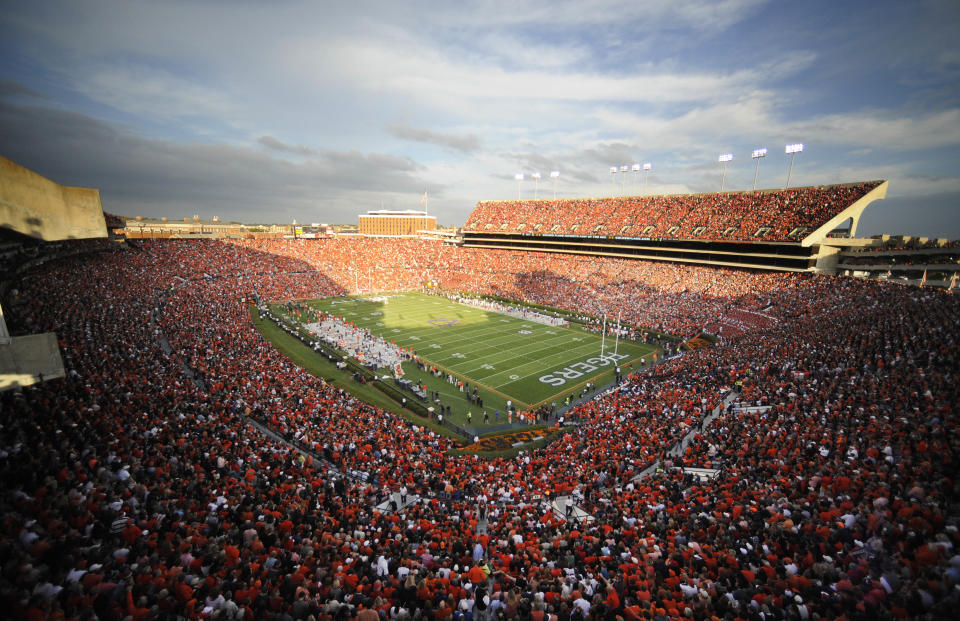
[0,155,107,240]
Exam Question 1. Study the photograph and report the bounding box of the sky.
[1,0,959,236]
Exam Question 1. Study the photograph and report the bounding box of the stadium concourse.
[1,236,959,621]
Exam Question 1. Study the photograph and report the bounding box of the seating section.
[1,237,957,620]
[463,181,882,242]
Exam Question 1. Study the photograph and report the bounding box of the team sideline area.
[1,236,958,620]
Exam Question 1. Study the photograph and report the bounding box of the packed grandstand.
[1,186,959,621]
[462,182,882,242]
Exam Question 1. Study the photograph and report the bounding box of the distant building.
[358,210,436,237]
[117,218,292,239]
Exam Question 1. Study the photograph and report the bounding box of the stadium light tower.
[610,166,618,196]
[718,153,733,192]
[619,165,629,196]
[785,143,804,188]
[643,162,652,193]
[515,172,524,199]
[550,170,560,199]
[631,163,641,192]
[751,148,767,191]
[531,172,541,199]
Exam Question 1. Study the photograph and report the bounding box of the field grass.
[273,292,657,429]
[250,306,460,440]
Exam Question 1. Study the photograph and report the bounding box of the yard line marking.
[304,292,655,404]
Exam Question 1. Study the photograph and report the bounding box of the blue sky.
[1,0,959,235]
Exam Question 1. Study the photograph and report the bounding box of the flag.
[950,273,957,290]
[921,270,927,286]
[420,190,427,205]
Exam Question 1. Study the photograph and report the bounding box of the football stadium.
[2,3,960,620]
[3,154,960,619]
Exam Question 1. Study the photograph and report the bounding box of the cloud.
[816,164,960,198]
[70,61,238,127]
[258,135,316,156]
[411,0,768,32]
[0,78,42,99]
[2,0,959,238]
[331,38,765,105]
[789,108,960,151]
[0,99,431,222]
[387,123,481,153]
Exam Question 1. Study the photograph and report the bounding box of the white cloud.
[418,0,768,32]
[327,38,761,105]
[818,164,960,198]
[71,61,238,126]
[789,109,960,150]
[2,0,959,238]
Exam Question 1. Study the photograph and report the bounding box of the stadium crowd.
[210,238,799,337]
[1,237,958,621]
[463,183,882,242]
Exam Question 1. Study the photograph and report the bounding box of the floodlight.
[785,143,804,187]
[550,170,560,178]
[640,162,653,195]
[610,164,630,196]
[629,163,641,194]
[610,166,618,174]
[550,170,560,199]
[515,173,524,180]
[751,148,767,190]
[531,172,541,179]
[718,154,733,191]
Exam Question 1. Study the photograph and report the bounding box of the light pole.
[550,170,560,199]
[751,148,767,191]
[785,143,803,188]
[619,165,629,195]
[718,153,733,192]
[610,166,617,196]
[531,172,541,199]
[631,163,641,193]
[643,162,652,193]
[515,173,524,199]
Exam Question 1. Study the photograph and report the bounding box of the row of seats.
[463,182,882,242]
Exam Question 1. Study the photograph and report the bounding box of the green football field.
[283,292,656,418]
